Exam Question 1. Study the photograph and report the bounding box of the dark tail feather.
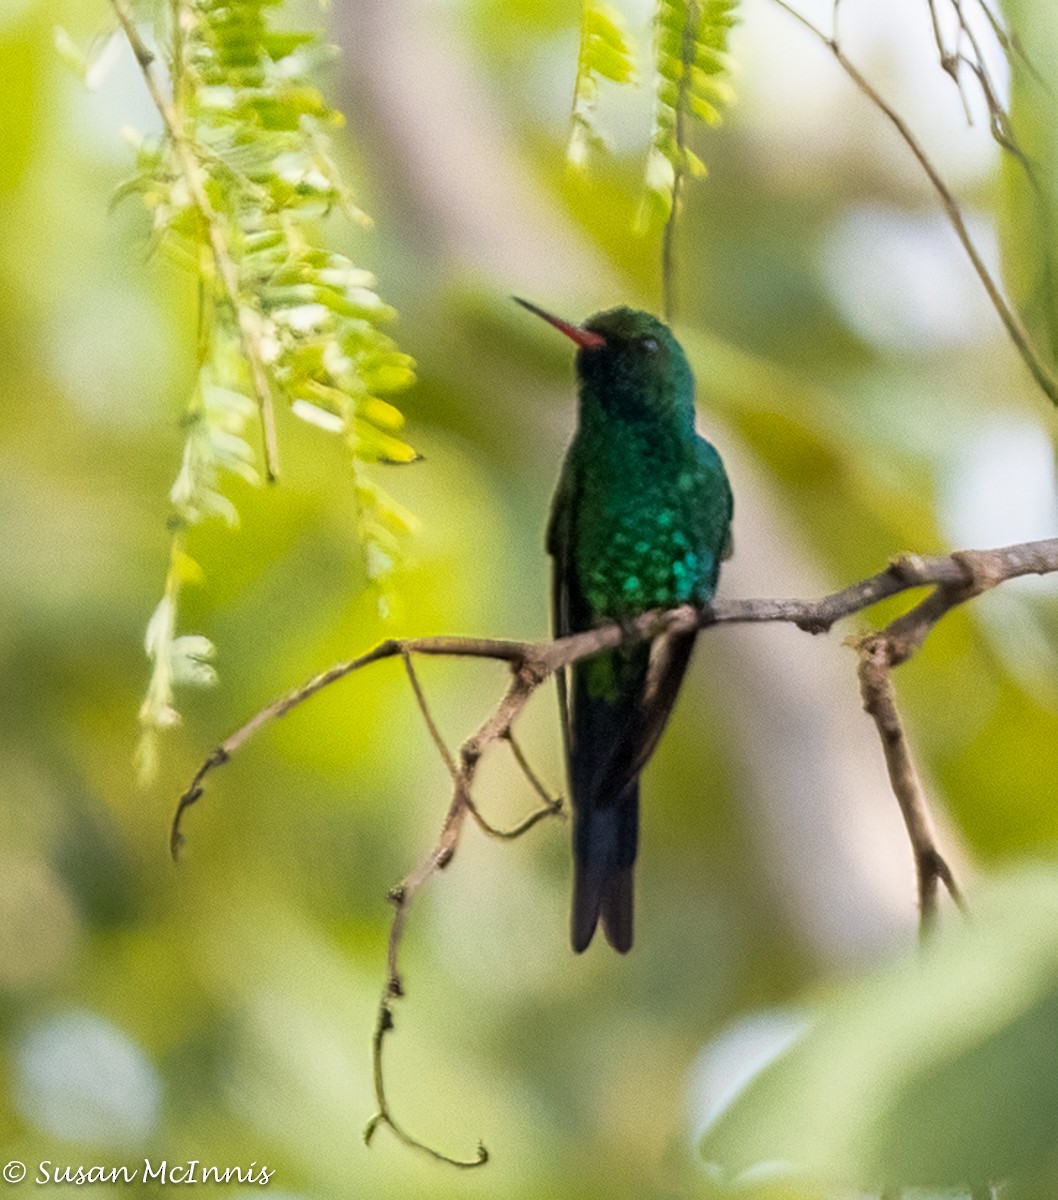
[567,632,695,953]
[571,782,638,953]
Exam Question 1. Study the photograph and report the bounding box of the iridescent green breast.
[578,510,714,616]
[570,430,728,619]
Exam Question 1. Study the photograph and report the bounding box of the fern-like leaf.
[638,0,739,231]
[567,1,639,168]
[98,0,420,780]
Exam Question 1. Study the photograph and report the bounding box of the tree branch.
[364,662,556,1166]
[170,534,1058,1164]
[770,0,1058,407]
[857,633,964,933]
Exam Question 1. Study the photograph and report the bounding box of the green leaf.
[582,3,638,84]
[291,398,345,433]
[567,2,639,167]
[53,26,89,81]
[123,0,419,769]
[55,26,123,90]
[639,0,739,230]
[260,31,315,60]
[170,635,219,687]
[351,419,421,465]
[700,868,1058,1192]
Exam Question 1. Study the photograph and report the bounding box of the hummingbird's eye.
[641,336,659,353]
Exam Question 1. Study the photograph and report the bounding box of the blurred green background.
[4,0,1058,1196]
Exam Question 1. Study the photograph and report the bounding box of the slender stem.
[770,0,1058,406]
[661,0,701,322]
[363,667,544,1166]
[364,997,488,1168]
[463,789,563,840]
[926,0,974,122]
[110,0,281,479]
[505,730,564,811]
[401,650,459,782]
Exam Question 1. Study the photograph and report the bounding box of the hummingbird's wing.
[546,466,587,779]
[548,472,698,952]
[573,629,697,821]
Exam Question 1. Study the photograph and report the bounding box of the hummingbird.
[516,299,734,953]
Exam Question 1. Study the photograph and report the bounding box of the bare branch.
[364,995,488,1168]
[927,0,1038,174]
[363,663,551,1165]
[926,0,975,122]
[400,649,460,782]
[857,632,965,933]
[770,0,1058,407]
[170,534,1058,1160]
[504,730,564,813]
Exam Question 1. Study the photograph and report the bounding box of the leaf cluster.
[567,2,638,167]
[701,869,1058,1197]
[640,0,739,230]
[111,0,418,778]
[566,1,740,231]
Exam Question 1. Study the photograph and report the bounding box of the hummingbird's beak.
[513,297,607,349]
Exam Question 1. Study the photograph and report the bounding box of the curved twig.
[364,997,488,1168]
[362,664,550,1165]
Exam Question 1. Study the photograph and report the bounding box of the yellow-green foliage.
[106,0,419,779]
[640,0,739,230]
[567,1,638,167]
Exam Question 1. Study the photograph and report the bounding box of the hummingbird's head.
[514,300,694,425]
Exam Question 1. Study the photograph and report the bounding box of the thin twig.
[505,730,564,811]
[110,0,281,479]
[363,996,488,1168]
[463,789,563,841]
[933,0,1034,169]
[660,0,701,322]
[400,648,562,837]
[770,0,1058,407]
[363,664,547,1165]
[926,0,974,122]
[847,555,992,931]
[401,650,459,781]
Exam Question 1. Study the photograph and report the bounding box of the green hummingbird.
[516,299,734,953]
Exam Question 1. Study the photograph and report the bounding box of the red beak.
[514,297,607,349]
